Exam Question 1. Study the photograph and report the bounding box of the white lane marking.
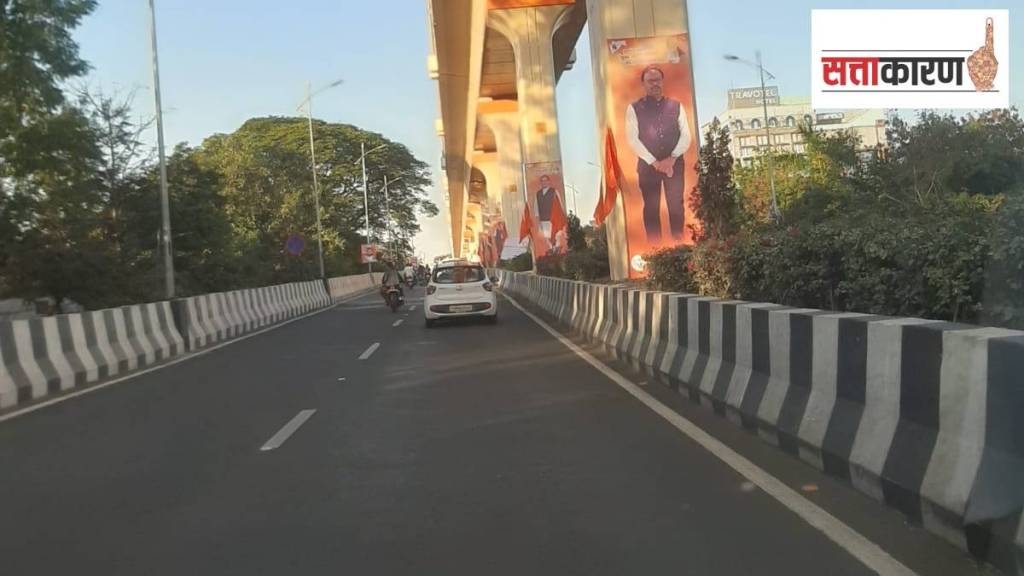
[359,342,381,360]
[392,319,404,327]
[408,305,417,311]
[0,290,376,424]
[337,377,346,382]
[260,409,316,452]
[501,293,919,576]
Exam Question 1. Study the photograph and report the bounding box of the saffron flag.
[549,193,567,245]
[519,204,533,243]
[594,127,625,225]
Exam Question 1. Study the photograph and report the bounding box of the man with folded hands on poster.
[534,174,559,241]
[626,64,691,242]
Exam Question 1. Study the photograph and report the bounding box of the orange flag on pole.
[519,204,533,243]
[549,194,567,245]
[594,127,625,225]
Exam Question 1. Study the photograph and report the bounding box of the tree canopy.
[0,0,436,310]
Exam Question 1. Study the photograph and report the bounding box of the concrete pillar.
[479,101,527,258]
[586,0,696,280]
[473,152,504,220]
[489,3,574,257]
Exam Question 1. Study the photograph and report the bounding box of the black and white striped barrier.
[0,302,183,410]
[496,270,1024,572]
[0,272,380,414]
[174,280,331,351]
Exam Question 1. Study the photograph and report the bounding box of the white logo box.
[811,10,1009,109]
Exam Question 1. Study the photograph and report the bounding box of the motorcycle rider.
[381,261,405,302]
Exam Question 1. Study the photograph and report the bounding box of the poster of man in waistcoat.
[524,161,568,258]
[606,35,699,278]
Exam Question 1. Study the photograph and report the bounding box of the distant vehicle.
[424,262,497,328]
[384,285,403,313]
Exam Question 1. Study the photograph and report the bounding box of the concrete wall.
[498,270,1024,573]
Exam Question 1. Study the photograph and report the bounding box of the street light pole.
[146,0,175,299]
[756,50,780,221]
[383,174,392,258]
[566,183,578,215]
[296,79,342,278]
[725,52,780,221]
[361,142,372,274]
[353,143,388,273]
[304,81,326,279]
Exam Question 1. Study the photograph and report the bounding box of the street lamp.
[566,183,579,214]
[381,175,405,259]
[296,78,344,279]
[354,143,388,272]
[146,0,174,298]
[725,51,780,221]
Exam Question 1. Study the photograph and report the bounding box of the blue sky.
[76,0,1020,260]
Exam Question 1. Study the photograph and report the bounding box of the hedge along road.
[0,289,988,575]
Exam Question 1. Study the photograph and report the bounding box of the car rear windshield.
[433,266,485,284]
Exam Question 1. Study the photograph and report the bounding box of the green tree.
[122,145,238,298]
[194,117,436,281]
[1,0,99,305]
[869,110,1024,209]
[736,127,864,225]
[1,0,96,179]
[1,106,108,310]
[690,118,738,240]
[566,212,586,251]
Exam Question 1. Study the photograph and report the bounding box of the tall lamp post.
[382,175,405,260]
[566,183,579,215]
[146,0,174,298]
[297,78,343,279]
[354,143,388,272]
[725,51,780,221]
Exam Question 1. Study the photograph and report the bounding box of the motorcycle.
[405,275,416,290]
[385,286,403,313]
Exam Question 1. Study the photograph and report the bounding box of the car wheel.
[425,318,435,328]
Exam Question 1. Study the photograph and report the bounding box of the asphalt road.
[0,288,995,575]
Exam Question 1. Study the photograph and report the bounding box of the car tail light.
[483,282,493,292]
[426,285,437,295]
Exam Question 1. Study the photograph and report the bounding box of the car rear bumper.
[424,300,497,319]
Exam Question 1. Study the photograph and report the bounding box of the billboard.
[728,86,780,109]
[605,34,700,277]
[359,244,378,264]
[524,161,569,257]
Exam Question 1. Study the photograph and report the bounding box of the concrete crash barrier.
[496,270,1024,573]
[327,273,381,301]
[0,302,184,411]
[173,280,331,351]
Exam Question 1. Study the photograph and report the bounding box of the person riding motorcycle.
[381,261,405,302]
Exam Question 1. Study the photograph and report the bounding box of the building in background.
[707,87,887,166]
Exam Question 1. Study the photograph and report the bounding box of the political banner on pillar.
[524,161,569,257]
[605,34,699,278]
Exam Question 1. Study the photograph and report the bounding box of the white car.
[424,262,497,327]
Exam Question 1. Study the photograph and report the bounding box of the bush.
[535,253,564,277]
[982,193,1024,327]
[645,198,1021,326]
[646,245,693,292]
[500,252,533,272]
[520,221,611,282]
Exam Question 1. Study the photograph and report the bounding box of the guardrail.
[497,270,1024,574]
[0,273,379,413]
